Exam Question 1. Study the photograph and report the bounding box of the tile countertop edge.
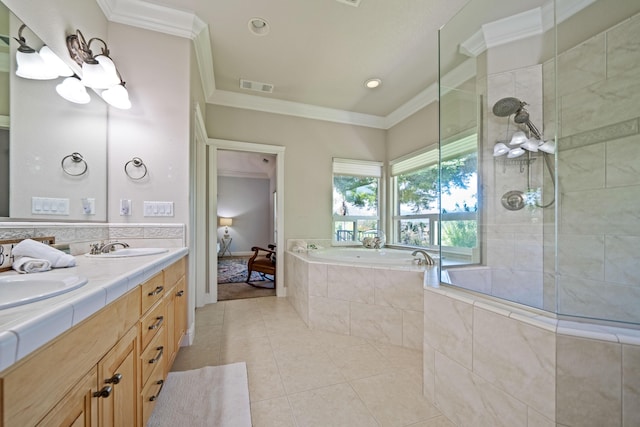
[0,247,189,372]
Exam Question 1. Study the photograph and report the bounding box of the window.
[390,133,478,259]
[332,158,382,244]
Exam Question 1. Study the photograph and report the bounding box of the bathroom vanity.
[0,248,188,426]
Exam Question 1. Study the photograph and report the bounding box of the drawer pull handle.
[93,385,112,399]
[148,316,164,330]
[148,286,164,296]
[105,373,122,384]
[176,290,185,297]
[149,346,164,364]
[149,380,165,401]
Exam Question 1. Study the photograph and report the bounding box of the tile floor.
[171,296,455,427]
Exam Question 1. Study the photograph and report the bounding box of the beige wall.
[386,102,438,161]
[206,105,386,242]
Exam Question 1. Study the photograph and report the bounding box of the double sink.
[0,246,168,310]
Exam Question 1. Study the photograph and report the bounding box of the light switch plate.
[143,201,174,217]
[120,199,131,216]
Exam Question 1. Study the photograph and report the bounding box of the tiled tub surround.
[0,222,186,256]
[0,246,188,371]
[286,249,438,350]
[424,283,640,427]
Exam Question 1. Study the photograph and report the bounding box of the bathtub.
[307,247,438,266]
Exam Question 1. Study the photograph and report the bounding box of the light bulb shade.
[538,140,556,154]
[507,147,525,158]
[219,217,233,227]
[509,131,528,146]
[81,59,120,89]
[56,77,91,104]
[102,84,131,109]
[95,55,120,86]
[39,45,74,77]
[521,138,541,152]
[15,50,58,80]
[493,142,509,157]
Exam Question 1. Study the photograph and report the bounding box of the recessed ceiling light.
[248,18,270,36]
[364,78,382,89]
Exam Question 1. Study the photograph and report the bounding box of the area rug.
[146,362,251,427]
[218,256,270,284]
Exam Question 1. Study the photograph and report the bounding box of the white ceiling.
[97,0,471,128]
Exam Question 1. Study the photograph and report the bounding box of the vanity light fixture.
[66,29,131,109]
[13,24,68,80]
[55,76,91,104]
[364,78,382,89]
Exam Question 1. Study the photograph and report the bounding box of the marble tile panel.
[142,225,185,239]
[557,234,605,280]
[473,307,556,420]
[326,342,391,381]
[0,227,34,240]
[250,397,296,427]
[403,309,423,351]
[34,227,78,243]
[556,33,606,97]
[73,226,109,241]
[606,13,640,79]
[424,290,473,369]
[434,352,527,427]
[245,356,287,402]
[219,334,273,365]
[557,276,640,324]
[445,266,491,294]
[308,296,350,335]
[327,265,375,304]
[604,235,640,286]
[561,118,638,151]
[275,349,346,394]
[623,344,640,427]
[308,262,328,297]
[407,416,456,427]
[288,383,378,427]
[350,302,403,346]
[170,341,221,371]
[558,143,606,192]
[557,335,622,427]
[514,240,544,272]
[606,133,640,188]
[374,269,423,311]
[561,68,640,136]
[422,343,436,403]
[561,186,640,235]
[491,268,543,308]
[108,226,145,238]
[351,371,441,427]
[370,341,422,378]
[526,408,555,427]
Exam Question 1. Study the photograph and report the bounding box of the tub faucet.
[412,250,435,266]
[100,241,130,253]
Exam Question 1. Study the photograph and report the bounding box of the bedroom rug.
[146,362,252,427]
[217,256,270,284]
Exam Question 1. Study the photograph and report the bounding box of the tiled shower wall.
[544,12,640,324]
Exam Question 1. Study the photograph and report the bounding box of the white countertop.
[0,247,188,372]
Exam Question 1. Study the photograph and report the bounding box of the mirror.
[0,3,107,221]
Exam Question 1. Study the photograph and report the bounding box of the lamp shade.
[39,45,74,77]
[102,84,131,109]
[56,77,91,104]
[219,217,233,227]
[15,50,58,80]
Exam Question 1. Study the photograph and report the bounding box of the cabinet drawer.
[141,272,165,314]
[141,370,165,426]
[164,256,185,288]
[140,301,165,350]
[141,326,165,386]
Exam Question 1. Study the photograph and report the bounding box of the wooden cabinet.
[0,255,188,427]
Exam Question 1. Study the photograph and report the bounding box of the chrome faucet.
[99,241,130,253]
[412,249,435,266]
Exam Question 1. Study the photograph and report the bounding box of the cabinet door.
[97,326,139,427]
[174,276,187,351]
[36,368,98,427]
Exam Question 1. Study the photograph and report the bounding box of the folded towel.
[11,239,76,268]
[12,256,52,274]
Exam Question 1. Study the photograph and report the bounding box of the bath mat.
[146,363,251,427]
[217,257,269,284]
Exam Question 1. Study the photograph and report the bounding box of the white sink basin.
[85,248,169,258]
[0,274,88,310]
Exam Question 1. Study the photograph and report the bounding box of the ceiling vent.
[239,79,274,93]
[335,0,361,7]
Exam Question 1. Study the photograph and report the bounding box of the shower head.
[492,97,525,117]
[513,107,530,124]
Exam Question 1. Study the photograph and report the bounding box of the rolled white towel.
[12,256,52,274]
[11,239,76,268]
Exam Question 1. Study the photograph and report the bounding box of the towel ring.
[61,152,88,176]
[124,157,148,180]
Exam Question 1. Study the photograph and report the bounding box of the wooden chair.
[246,244,276,288]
